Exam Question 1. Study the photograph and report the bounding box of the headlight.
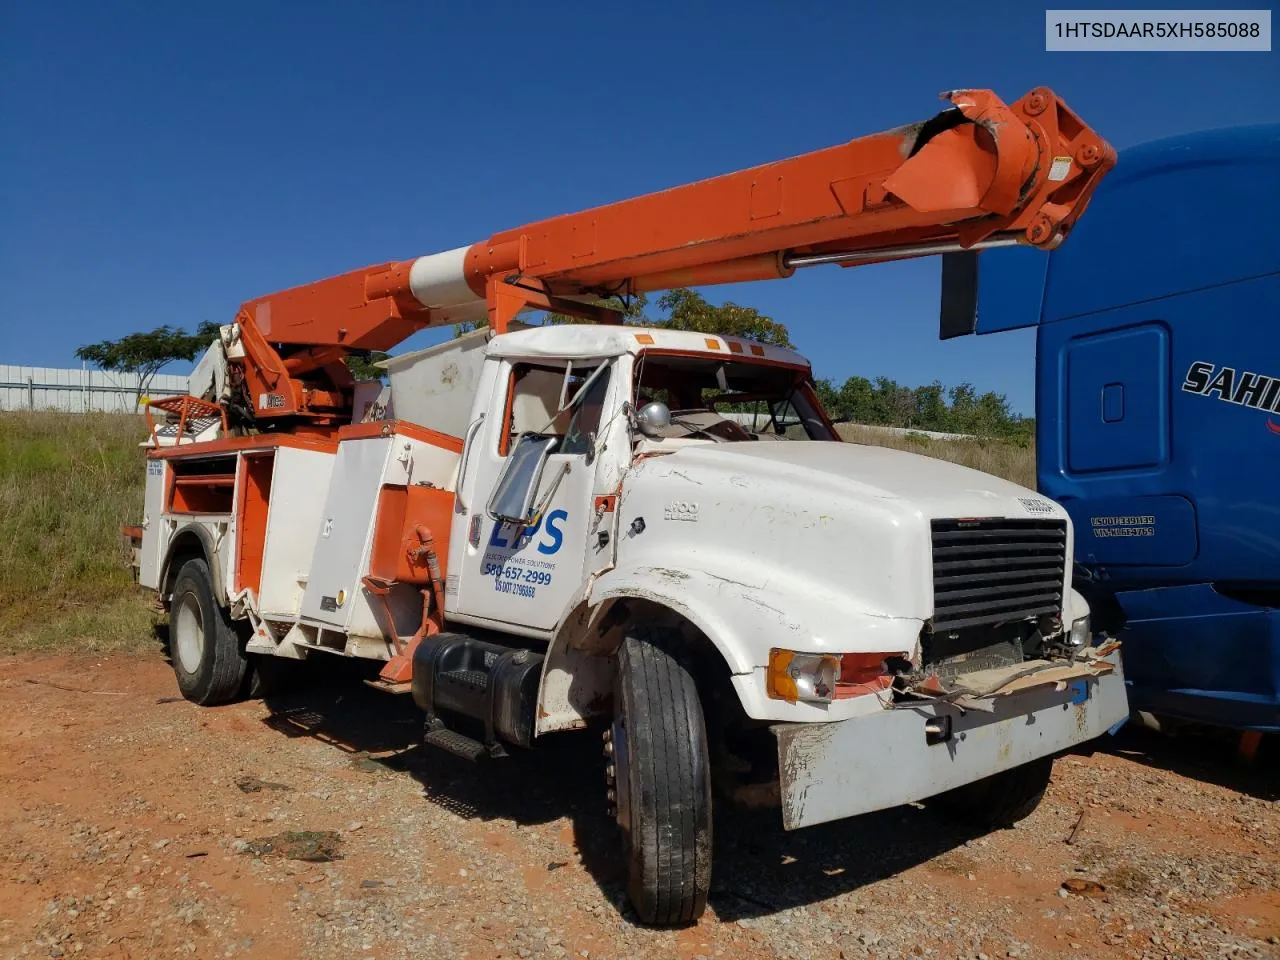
[768,651,839,702]
[1068,614,1091,647]
[766,649,894,703]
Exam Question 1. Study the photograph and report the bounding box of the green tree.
[75,322,220,410]
[345,351,390,382]
[815,373,1030,441]
[865,376,899,425]
[650,289,792,346]
[944,383,981,434]
[836,375,876,423]
[913,381,947,431]
[455,293,646,337]
[461,287,791,346]
[543,292,649,328]
[814,378,842,418]
[881,377,916,427]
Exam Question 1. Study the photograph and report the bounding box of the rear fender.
[159,523,228,607]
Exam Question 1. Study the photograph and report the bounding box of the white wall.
[0,365,188,413]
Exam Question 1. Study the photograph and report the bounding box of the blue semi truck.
[945,123,1280,733]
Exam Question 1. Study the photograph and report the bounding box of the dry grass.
[0,412,159,654]
[836,423,1036,488]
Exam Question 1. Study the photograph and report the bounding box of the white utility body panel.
[300,436,395,632]
[300,432,460,638]
[258,448,335,619]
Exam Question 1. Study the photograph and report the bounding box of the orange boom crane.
[223,87,1113,429]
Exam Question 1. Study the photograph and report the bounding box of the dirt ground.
[1,652,1276,960]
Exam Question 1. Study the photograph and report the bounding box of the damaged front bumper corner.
[773,648,1127,831]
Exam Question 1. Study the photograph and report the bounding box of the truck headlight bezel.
[766,648,894,704]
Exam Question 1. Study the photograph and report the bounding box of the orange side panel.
[167,459,237,514]
[337,420,464,454]
[149,433,337,460]
[369,484,454,585]
[370,485,410,583]
[234,454,275,596]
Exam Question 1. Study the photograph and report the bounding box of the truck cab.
[446,327,836,640]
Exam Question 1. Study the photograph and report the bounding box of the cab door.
[449,357,617,632]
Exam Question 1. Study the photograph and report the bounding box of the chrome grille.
[930,518,1067,632]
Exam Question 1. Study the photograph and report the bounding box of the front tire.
[169,557,248,705]
[933,756,1054,828]
[610,628,713,926]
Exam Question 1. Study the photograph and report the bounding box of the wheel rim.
[608,714,633,835]
[173,591,205,675]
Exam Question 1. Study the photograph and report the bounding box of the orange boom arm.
[230,87,1113,425]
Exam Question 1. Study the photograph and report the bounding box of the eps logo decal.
[1182,361,1280,434]
[488,508,568,555]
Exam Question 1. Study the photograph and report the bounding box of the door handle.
[455,413,485,515]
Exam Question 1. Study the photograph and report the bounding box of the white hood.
[614,439,1069,636]
[660,440,1056,521]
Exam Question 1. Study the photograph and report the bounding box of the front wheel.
[169,556,249,706]
[933,756,1055,828]
[609,628,713,926]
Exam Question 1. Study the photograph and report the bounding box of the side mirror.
[636,401,672,437]
[487,433,559,525]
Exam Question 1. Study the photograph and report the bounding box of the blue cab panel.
[972,245,1049,335]
[1066,494,1198,567]
[1116,585,1280,732]
[1064,324,1169,473]
[984,125,1280,731]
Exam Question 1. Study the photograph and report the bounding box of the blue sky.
[1,2,1276,413]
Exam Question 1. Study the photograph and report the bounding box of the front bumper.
[774,653,1127,830]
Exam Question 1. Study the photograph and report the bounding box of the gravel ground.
[0,652,1276,960]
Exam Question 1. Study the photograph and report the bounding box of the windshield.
[633,351,837,442]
